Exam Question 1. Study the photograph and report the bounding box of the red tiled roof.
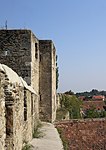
[92,95,104,100]
[82,101,105,111]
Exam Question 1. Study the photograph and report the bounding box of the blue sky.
[0,0,106,93]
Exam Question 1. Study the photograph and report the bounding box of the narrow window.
[40,95,41,101]
[40,54,42,62]
[35,43,38,59]
[24,89,27,121]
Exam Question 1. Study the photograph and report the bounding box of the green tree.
[85,106,99,118]
[99,110,106,118]
[85,106,106,118]
[64,90,74,95]
[61,95,82,119]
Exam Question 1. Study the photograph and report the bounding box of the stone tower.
[0,30,39,94]
[0,29,56,122]
[39,40,56,122]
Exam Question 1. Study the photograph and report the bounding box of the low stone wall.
[0,69,6,150]
[0,64,39,150]
[55,119,106,150]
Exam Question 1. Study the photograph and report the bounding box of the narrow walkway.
[30,122,64,150]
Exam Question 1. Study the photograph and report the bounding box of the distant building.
[92,95,105,101]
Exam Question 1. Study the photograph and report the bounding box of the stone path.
[30,122,64,150]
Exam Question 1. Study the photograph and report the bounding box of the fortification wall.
[31,32,39,94]
[51,44,56,122]
[0,67,6,150]
[0,30,32,85]
[0,29,57,123]
[55,119,106,150]
[39,40,56,122]
[0,64,39,150]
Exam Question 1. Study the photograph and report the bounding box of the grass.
[33,123,44,138]
[22,142,33,150]
[56,127,69,150]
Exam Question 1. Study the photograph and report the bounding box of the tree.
[84,106,99,118]
[76,89,106,97]
[64,90,74,95]
[84,105,106,118]
[61,94,82,119]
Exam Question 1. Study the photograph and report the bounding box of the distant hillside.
[64,89,106,97]
[76,89,106,97]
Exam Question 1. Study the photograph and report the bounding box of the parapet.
[0,63,36,94]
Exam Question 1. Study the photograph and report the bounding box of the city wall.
[0,64,39,150]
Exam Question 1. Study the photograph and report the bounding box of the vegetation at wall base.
[22,142,33,150]
[56,127,69,150]
[33,123,43,138]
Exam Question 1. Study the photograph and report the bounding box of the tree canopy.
[76,89,106,97]
[60,94,82,119]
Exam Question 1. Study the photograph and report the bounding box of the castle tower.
[0,30,40,125]
[0,30,39,94]
[0,30,57,122]
[39,40,56,122]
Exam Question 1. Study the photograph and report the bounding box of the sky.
[0,0,106,93]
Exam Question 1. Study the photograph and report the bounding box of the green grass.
[33,123,44,138]
[57,127,69,150]
[22,143,33,150]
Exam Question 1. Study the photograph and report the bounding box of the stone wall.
[0,29,57,123]
[39,40,56,122]
[0,30,32,85]
[51,44,56,122]
[56,93,63,109]
[0,64,39,150]
[5,79,24,150]
[30,32,39,123]
[0,68,6,150]
[31,32,39,94]
[0,29,40,126]
[0,30,40,94]
[55,119,106,150]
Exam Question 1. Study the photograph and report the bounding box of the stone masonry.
[0,29,57,149]
[0,65,6,150]
[39,40,56,122]
[0,29,56,123]
[0,64,38,150]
